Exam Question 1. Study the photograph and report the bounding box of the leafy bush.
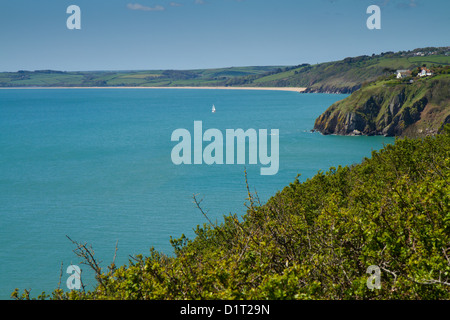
[13,126,450,300]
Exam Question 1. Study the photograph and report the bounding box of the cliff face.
[314,76,450,137]
[303,85,360,94]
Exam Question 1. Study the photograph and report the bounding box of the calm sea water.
[0,89,394,298]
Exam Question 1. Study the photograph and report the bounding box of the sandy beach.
[0,86,307,92]
[145,86,308,93]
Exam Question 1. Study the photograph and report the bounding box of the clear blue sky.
[0,0,448,72]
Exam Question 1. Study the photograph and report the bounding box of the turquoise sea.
[0,89,394,298]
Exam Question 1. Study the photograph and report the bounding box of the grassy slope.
[251,49,450,92]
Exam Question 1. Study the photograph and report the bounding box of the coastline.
[0,86,307,93]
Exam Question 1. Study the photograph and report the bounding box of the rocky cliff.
[313,73,450,137]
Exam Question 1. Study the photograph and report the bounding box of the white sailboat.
[212,104,216,113]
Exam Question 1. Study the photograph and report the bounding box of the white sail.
[212,105,216,113]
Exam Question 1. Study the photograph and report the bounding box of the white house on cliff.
[418,67,433,77]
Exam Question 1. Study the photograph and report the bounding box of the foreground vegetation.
[13,126,450,300]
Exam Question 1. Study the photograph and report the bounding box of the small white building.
[418,67,433,77]
[396,70,411,79]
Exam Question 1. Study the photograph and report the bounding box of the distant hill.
[0,66,283,88]
[1,46,449,91]
[250,46,450,93]
[313,66,450,137]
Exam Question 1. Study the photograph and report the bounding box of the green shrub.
[13,126,450,300]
